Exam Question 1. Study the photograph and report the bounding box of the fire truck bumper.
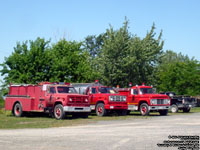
[63,106,91,112]
[128,105,138,110]
[149,106,170,110]
[105,104,127,110]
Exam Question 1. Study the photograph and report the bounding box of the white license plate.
[158,106,164,109]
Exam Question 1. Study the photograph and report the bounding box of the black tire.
[73,112,89,118]
[127,110,131,115]
[81,112,89,118]
[159,110,168,116]
[13,103,23,117]
[171,104,178,113]
[183,107,190,113]
[140,103,149,116]
[54,104,65,120]
[119,110,128,116]
[96,103,107,117]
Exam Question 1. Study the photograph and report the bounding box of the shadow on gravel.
[6,112,92,120]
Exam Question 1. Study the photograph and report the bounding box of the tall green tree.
[0,37,51,84]
[156,50,200,95]
[49,39,95,82]
[83,33,106,58]
[96,20,164,87]
[98,20,131,86]
[0,38,96,88]
[126,24,164,85]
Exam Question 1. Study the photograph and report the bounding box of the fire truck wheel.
[119,110,128,116]
[13,103,23,117]
[183,108,190,113]
[171,104,178,113]
[96,103,107,117]
[81,112,89,118]
[159,110,168,116]
[54,104,65,120]
[127,110,131,115]
[140,103,149,116]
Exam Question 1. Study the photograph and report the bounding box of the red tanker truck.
[72,81,128,116]
[117,83,171,116]
[5,82,91,119]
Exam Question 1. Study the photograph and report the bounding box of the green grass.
[190,107,200,112]
[0,107,200,129]
[0,110,148,129]
[0,99,5,109]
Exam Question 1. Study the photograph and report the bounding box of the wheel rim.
[141,106,147,115]
[98,106,103,114]
[55,108,61,118]
[171,107,176,112]
[15,106,20,115]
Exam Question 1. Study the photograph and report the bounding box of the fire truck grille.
[157,99,165,104]
[69,96,87,103]
[109,96,126,102]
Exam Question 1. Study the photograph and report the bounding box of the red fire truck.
[72,81,128,116]
[117,83,170,116]
[5,82,91,119]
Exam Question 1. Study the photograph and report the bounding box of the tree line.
[1,19,200,96]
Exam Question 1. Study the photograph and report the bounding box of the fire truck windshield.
[98,87,116,94]
[139,88,153,94]
[57,86,77,93]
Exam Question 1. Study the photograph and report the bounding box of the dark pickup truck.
[160,92,197,113]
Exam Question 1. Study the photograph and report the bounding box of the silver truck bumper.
[63,106,91,112]
[149,106,170,110]
[90,105,95,110]
[128,105,138,110]
[178,104,196,108]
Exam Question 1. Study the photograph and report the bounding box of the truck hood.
[56,93,88,97]
[100,93,125,97]
[140,94,169,99]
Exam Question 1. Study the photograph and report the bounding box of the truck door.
[89,87,98,110]
[46,86,56,107]
[131,88,139,102]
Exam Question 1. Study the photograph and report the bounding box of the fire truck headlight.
[122,96,126,102]
[151,99,157,105]
[85,98,88,102]
[69,98,72,102]
[164,99,170,104]
[109,96,114,101]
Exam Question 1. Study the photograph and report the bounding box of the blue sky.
[0,0,200,66]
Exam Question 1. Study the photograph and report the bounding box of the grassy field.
[0,107,200,129]
[0,99,4,109]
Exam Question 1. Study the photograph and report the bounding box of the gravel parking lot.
[0,113,200,150]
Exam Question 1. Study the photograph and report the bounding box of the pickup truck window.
[131,89,138,95]
[139,88,153,94]
[57,86,77,93]
[92,88,97,94]
[98,87,116,94]
[49,87,56,94]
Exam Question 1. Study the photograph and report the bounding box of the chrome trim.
[63,106,91,112]
[149,106,170,110]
